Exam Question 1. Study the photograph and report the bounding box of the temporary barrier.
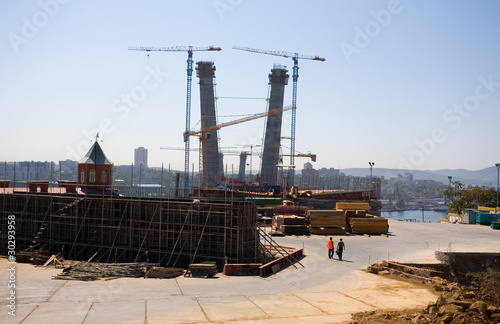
[224,264,262,276]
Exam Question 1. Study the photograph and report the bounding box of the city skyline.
[2,1,500,172]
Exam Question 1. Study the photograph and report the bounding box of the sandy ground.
[1,219,500,324]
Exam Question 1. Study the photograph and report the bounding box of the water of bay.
[381,210,447,223]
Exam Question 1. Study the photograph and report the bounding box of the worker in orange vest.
[326,236,334,259]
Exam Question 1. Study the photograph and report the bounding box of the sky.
[1,0,500,174]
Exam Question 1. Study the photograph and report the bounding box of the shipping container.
[476,213,492,225]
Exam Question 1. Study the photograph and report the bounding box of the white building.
[134,147,148,169]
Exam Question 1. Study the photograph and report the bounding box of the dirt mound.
[463,267,500,307]
[350,253,500,324]
[437,252,500,307]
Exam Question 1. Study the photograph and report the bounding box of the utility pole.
[139,162,142,196]
[368,162,375,188]
[496,164,500,209]
[447,176,452,207]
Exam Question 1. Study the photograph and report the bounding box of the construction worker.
[336,238,346,261]
[326,236,334,259]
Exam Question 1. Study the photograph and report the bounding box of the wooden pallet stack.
[349,217,389,234]
[336,203,371,233]
[306,210,346,235]
[336,202,372,212]
[145,267,184,279]
[16,248,52,265]
[185,262,218,278]
[335,202,388,234]
[273,215,308,235]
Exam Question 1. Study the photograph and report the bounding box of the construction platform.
[0,192,260,270]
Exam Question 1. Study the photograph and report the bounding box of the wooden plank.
[42,255,57,267]
[336,202,371,211]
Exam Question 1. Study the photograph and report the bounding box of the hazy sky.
[1,0,500,173]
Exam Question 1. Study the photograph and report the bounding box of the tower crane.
[184,105,294,186]
[160,146,315,161]
[281,153,316,162]
[160,143,315,186]
[128,45,221,194]
[232,45,325,186]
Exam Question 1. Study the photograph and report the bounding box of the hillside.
[340,166,498,186]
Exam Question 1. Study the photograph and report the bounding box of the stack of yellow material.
[306,210,346,235]
[335,202,371,211]
[355,210,367,217]
[336,203,374,233]
[349,216,389,234]
[273,215,308,235]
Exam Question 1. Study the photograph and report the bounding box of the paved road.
[2,220,500,323]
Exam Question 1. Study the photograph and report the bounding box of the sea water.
[381,210,447,223]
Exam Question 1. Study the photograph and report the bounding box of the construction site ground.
[2,219,500,324]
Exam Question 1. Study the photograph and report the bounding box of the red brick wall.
[78,163,113,186]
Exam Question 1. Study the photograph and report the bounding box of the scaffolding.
[0,192,260,270]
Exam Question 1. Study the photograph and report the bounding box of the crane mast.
[184,50,193,196]
[129,45,221,194]
[232,45,324,186]
[291,57,299,186]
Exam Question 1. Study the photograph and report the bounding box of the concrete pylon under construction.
[238,152,247,181]
[196,61,220,187]
[260,65,289,187]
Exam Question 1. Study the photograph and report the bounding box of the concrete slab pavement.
[2,219,500,323]
[147,298,206,324]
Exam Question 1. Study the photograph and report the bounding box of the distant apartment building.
[319,167,340,177]
[0,161,56,182]
[302,162,319,188]
[134,147,151,184]
[301,163,341,189]
[134,147,148,168]
[59,159,78,172]
[403,172,413,182]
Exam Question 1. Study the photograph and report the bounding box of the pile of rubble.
[52,262,188,281]
[352,258,500,324]
[54,262,148,281]
[16,248,57,265]
[352,281,500,324]
[418,288,500,323]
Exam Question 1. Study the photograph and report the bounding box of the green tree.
[443,181,497,214]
